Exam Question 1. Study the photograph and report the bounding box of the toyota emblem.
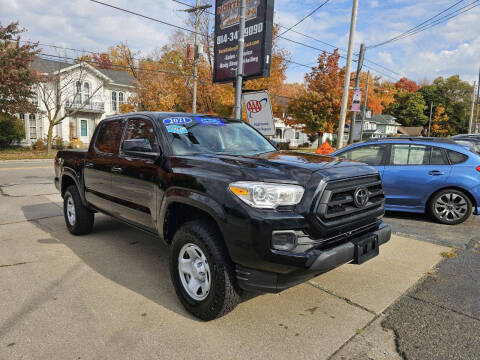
[354,187,369,208]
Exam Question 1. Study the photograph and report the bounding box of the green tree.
[419,76,473,134]
[385,91,428,126]
[0,113,25,147]
[0,22,39,116]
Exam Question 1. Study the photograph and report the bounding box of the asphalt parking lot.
[1,159,479,359]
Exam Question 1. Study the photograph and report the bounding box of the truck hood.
[170,151,378,185]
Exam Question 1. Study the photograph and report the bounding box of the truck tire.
[64,185,94,235]
[429,188,472,225]
[170,220,241,320]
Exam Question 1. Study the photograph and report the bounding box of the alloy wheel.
[434,192,468,222]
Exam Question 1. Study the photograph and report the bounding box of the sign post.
[242,91,275,136]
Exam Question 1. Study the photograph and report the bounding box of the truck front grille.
[316,175,385,224]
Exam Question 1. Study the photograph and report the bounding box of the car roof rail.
[365,137,457,143]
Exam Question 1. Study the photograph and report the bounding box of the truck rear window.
[95,120,124,154]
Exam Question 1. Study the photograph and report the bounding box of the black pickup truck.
[55,112,391,320]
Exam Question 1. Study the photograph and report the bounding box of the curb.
[0,159,53,163]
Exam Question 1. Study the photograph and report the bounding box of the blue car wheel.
[429,189,472,225]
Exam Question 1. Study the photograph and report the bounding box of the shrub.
[32,138,46,151]
[298,142,311,148]
[69,138,84,149]
[0,114,25,147]
[53,136,65,150]
[278,141,290,150]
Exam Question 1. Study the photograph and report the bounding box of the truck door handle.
[428,170,445,176]
[85,162,94,168]
[111,166,123,174]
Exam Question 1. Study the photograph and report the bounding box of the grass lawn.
[0,147,58,160]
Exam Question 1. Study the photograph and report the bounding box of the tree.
[37,63,102,154]
[286,50,344,138]
[91,53,112,69]
[374,81,396,111]
[385,91,428,126]
[0,22,39,116]
[395,77,420,93]
[430,106,451,136]
[0,113,25,147]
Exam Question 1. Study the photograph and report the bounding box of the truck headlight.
[229,182,304,209]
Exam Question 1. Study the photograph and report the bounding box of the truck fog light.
[272,231,298,252]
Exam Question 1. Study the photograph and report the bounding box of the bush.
[53,136,65,150]
[278,141,290,150]
[298,142,311,148]
[0,114,25,147]
[69,138,83,149]
[32,138,46,151]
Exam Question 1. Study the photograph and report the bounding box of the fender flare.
[158,188,227,240]
[60,168,88,206]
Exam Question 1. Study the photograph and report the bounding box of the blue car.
[332,138,480,225]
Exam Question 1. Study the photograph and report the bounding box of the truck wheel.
[170,220,241,320]
[429,189,472,225]
[64,185,94,235]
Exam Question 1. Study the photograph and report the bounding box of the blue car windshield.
[162,116,276,156]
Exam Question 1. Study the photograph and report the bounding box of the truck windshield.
[163,117,276,156]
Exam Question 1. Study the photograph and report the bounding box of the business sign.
[351,88,362,112]
[242,91,275,136]
[213,0,274,83]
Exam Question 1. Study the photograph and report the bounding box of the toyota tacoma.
[54,112,391,320]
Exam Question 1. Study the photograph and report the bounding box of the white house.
[19,57,136,146]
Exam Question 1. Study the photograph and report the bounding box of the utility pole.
[348,43,366,145]
[183,1,212,113]
[337,0,359,149]
[475,67,480,134]
[468,81,476,134]
[359,70,370,141]
[234,0,247,120]
[428,102,433,137]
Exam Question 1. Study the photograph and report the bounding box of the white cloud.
[0,0,187,57]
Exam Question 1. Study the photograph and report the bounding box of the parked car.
[54,112,391,320]
[332,137,480,225]
[451,135,480,154]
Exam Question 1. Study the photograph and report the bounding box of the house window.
[80,120,88,137]
[119,92,124,104]
[112,91,117,112]
[83,82,90,104]
[295,132,300,140]
[75,81,82,104]
[29,114,37,140]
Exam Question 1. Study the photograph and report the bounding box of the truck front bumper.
[236,222,391,293]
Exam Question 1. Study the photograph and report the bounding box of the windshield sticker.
[163,117,192,125]
[166,124,188,134]
[196,117,225,126]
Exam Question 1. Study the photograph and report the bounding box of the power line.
[88,0,203,36]
[390,1,480,43]
[368,0,479,49]
[38,53,195,78]
[275,0,332,39]
[172,0,402,77]
[363,59,403,77]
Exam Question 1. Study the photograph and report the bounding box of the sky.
[1,0,480,85]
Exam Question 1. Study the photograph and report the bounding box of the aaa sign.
[242,91,275,136]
